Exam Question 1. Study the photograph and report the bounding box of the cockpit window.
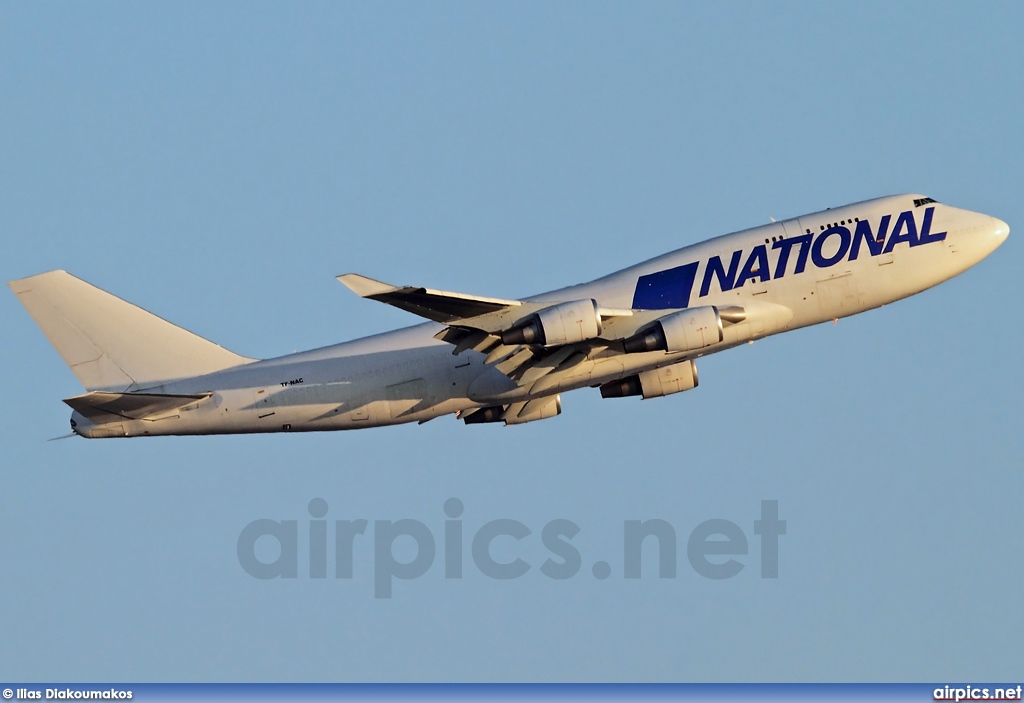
[913,197,938,207]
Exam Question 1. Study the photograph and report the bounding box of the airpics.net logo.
[237,499,786,598]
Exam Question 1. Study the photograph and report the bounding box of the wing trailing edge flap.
[64,391,213,422]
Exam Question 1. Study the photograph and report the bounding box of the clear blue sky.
[2,1,1021,682]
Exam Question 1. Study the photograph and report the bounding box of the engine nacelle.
[502,299,602,347]
[463,396,563,426]
[623,306,723,354]
[504,395,562,425]
[599,360,699,399]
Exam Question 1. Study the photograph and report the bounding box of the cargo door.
[816,272,859,317]
[781,219,806,240]
[742,222,789,296]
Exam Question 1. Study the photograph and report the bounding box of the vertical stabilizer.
[8,270,255,391]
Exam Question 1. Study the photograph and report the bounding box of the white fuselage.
[70,194,1008,437]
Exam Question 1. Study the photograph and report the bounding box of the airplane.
[8,193,1008,439]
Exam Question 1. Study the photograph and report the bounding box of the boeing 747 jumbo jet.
[9,194,1008,438]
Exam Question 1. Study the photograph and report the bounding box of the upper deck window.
[913,197,938,207]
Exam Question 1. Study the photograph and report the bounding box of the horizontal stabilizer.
[64,391,213,422]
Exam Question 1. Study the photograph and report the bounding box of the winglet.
[336,273,400,298]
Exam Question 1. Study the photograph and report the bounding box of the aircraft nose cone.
[992,217,1010,245]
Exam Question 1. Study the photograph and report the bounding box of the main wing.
[337,272,716,386]
[336,273,791,425]
[338,273,649,389]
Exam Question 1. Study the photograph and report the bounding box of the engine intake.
[462,405,505,424]
[502,299,602,347]
[599,376,643,398]
[623,306,723,354]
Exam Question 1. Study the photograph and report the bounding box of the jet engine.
[600,360,699,399]
[505,395,562,425]
[502,299,602,347]
[623,306,723,354]
[462,395,563,426]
